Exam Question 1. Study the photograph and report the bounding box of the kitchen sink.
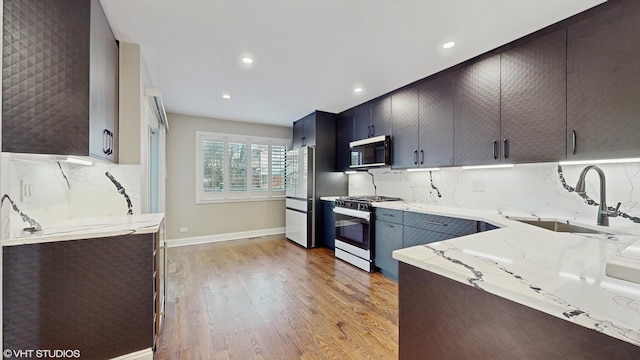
[514,219,611,234]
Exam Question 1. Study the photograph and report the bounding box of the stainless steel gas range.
[333,196,402,272]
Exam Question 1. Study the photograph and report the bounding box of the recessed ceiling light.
[222,94,231,99]
[354,88,363,93]
[442,41,456,49]
[241,57,253,64]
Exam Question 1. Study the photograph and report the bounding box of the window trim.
[195,131,290,204]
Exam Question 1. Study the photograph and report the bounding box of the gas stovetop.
[335,195,403,211]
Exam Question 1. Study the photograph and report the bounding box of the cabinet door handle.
[503,138,509,159]
[420,149,424,165]
[571,130,577,155]
[371,125,375,137]
[493,140,498,160]
[108,131,114,155]
[103,129,110,154]
[414,150,418,165]
[424,220,448,227]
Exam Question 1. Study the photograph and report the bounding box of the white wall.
[349,162,640,227]
[165,113,291,241]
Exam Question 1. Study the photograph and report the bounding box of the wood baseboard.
[165,227,285,247]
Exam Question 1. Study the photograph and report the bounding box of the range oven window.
[335,213,370,250]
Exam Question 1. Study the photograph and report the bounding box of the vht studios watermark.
[3,349,81,359]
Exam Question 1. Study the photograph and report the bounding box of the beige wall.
[165,113,292,241]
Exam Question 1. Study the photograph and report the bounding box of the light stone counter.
[3,213,165,246]
[385,202,640,347]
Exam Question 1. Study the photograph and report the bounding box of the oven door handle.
[333,207,370,221]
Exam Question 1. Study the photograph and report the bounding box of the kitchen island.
[386,203,640,359]
[3,214,165,360]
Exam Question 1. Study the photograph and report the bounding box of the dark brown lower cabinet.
[3,233,160,359]
[399,262,640,359]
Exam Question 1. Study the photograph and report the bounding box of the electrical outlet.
[472,179,486,192]
[21,180,33,202]
[179,227,189,233]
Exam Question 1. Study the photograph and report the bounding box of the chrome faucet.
[574,165,621,226]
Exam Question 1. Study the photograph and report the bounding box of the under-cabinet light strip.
[558,158,640,166]
[406,168,440,172]
[462,164,514,170]
[63,156,93,166]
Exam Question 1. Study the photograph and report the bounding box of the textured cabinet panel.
[353,103,371,140]
[3,234,155,359]
[335,111,353,171]
[454,55,501,166]
[2,0,118,161]
[371,96,391,137]
[419,74,455,167]
[391,86,420,169]
[375,220,403,279]
[2,0,90,155]
[402,226,455,248]
[567,0,640,160]
[399,263,640,359]
[376,208,403,225]
[292,118,304,148]
[501,29,567,163]
[303,113,316,148]
[292,113,317,148]
[403,211,477,236]
[89,0,118,161]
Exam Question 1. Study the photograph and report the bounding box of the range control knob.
[358,203,370,211]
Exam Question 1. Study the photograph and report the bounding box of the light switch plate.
[472,179,486,192]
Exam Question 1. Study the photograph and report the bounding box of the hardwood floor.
[155,235,399,360]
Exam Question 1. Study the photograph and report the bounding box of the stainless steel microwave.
[349,135,391,168]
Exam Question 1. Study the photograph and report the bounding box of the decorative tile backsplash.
[349,162,640,227]
[1,155,141,240]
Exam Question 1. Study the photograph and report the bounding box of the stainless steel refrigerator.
[285,147,315,248]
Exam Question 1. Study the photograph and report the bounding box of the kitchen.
[2,0,640,359]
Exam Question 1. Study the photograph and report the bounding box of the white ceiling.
[99,0,605,127]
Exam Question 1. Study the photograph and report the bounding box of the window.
[196,131,290,203]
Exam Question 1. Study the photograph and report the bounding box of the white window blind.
[271,145,287,192]
[202,140,224,192]
[196,131,290,203]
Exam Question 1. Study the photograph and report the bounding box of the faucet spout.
[574,165,620,226]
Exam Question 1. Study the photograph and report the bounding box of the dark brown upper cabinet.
[371,96,392,138]
[500,29,567,163]
[567,0,640,160]
[335,110,354,171]
[352,103,371,141]
[419,74,454,168]
[391,74,455,170]
[352,96,392,141]
[454,55,501,166]
[391,85,420,169]
[292,112,316,148]
[2,0,119,162]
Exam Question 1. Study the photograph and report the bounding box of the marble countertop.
[386,202,640,347]
[3,213,165,246]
